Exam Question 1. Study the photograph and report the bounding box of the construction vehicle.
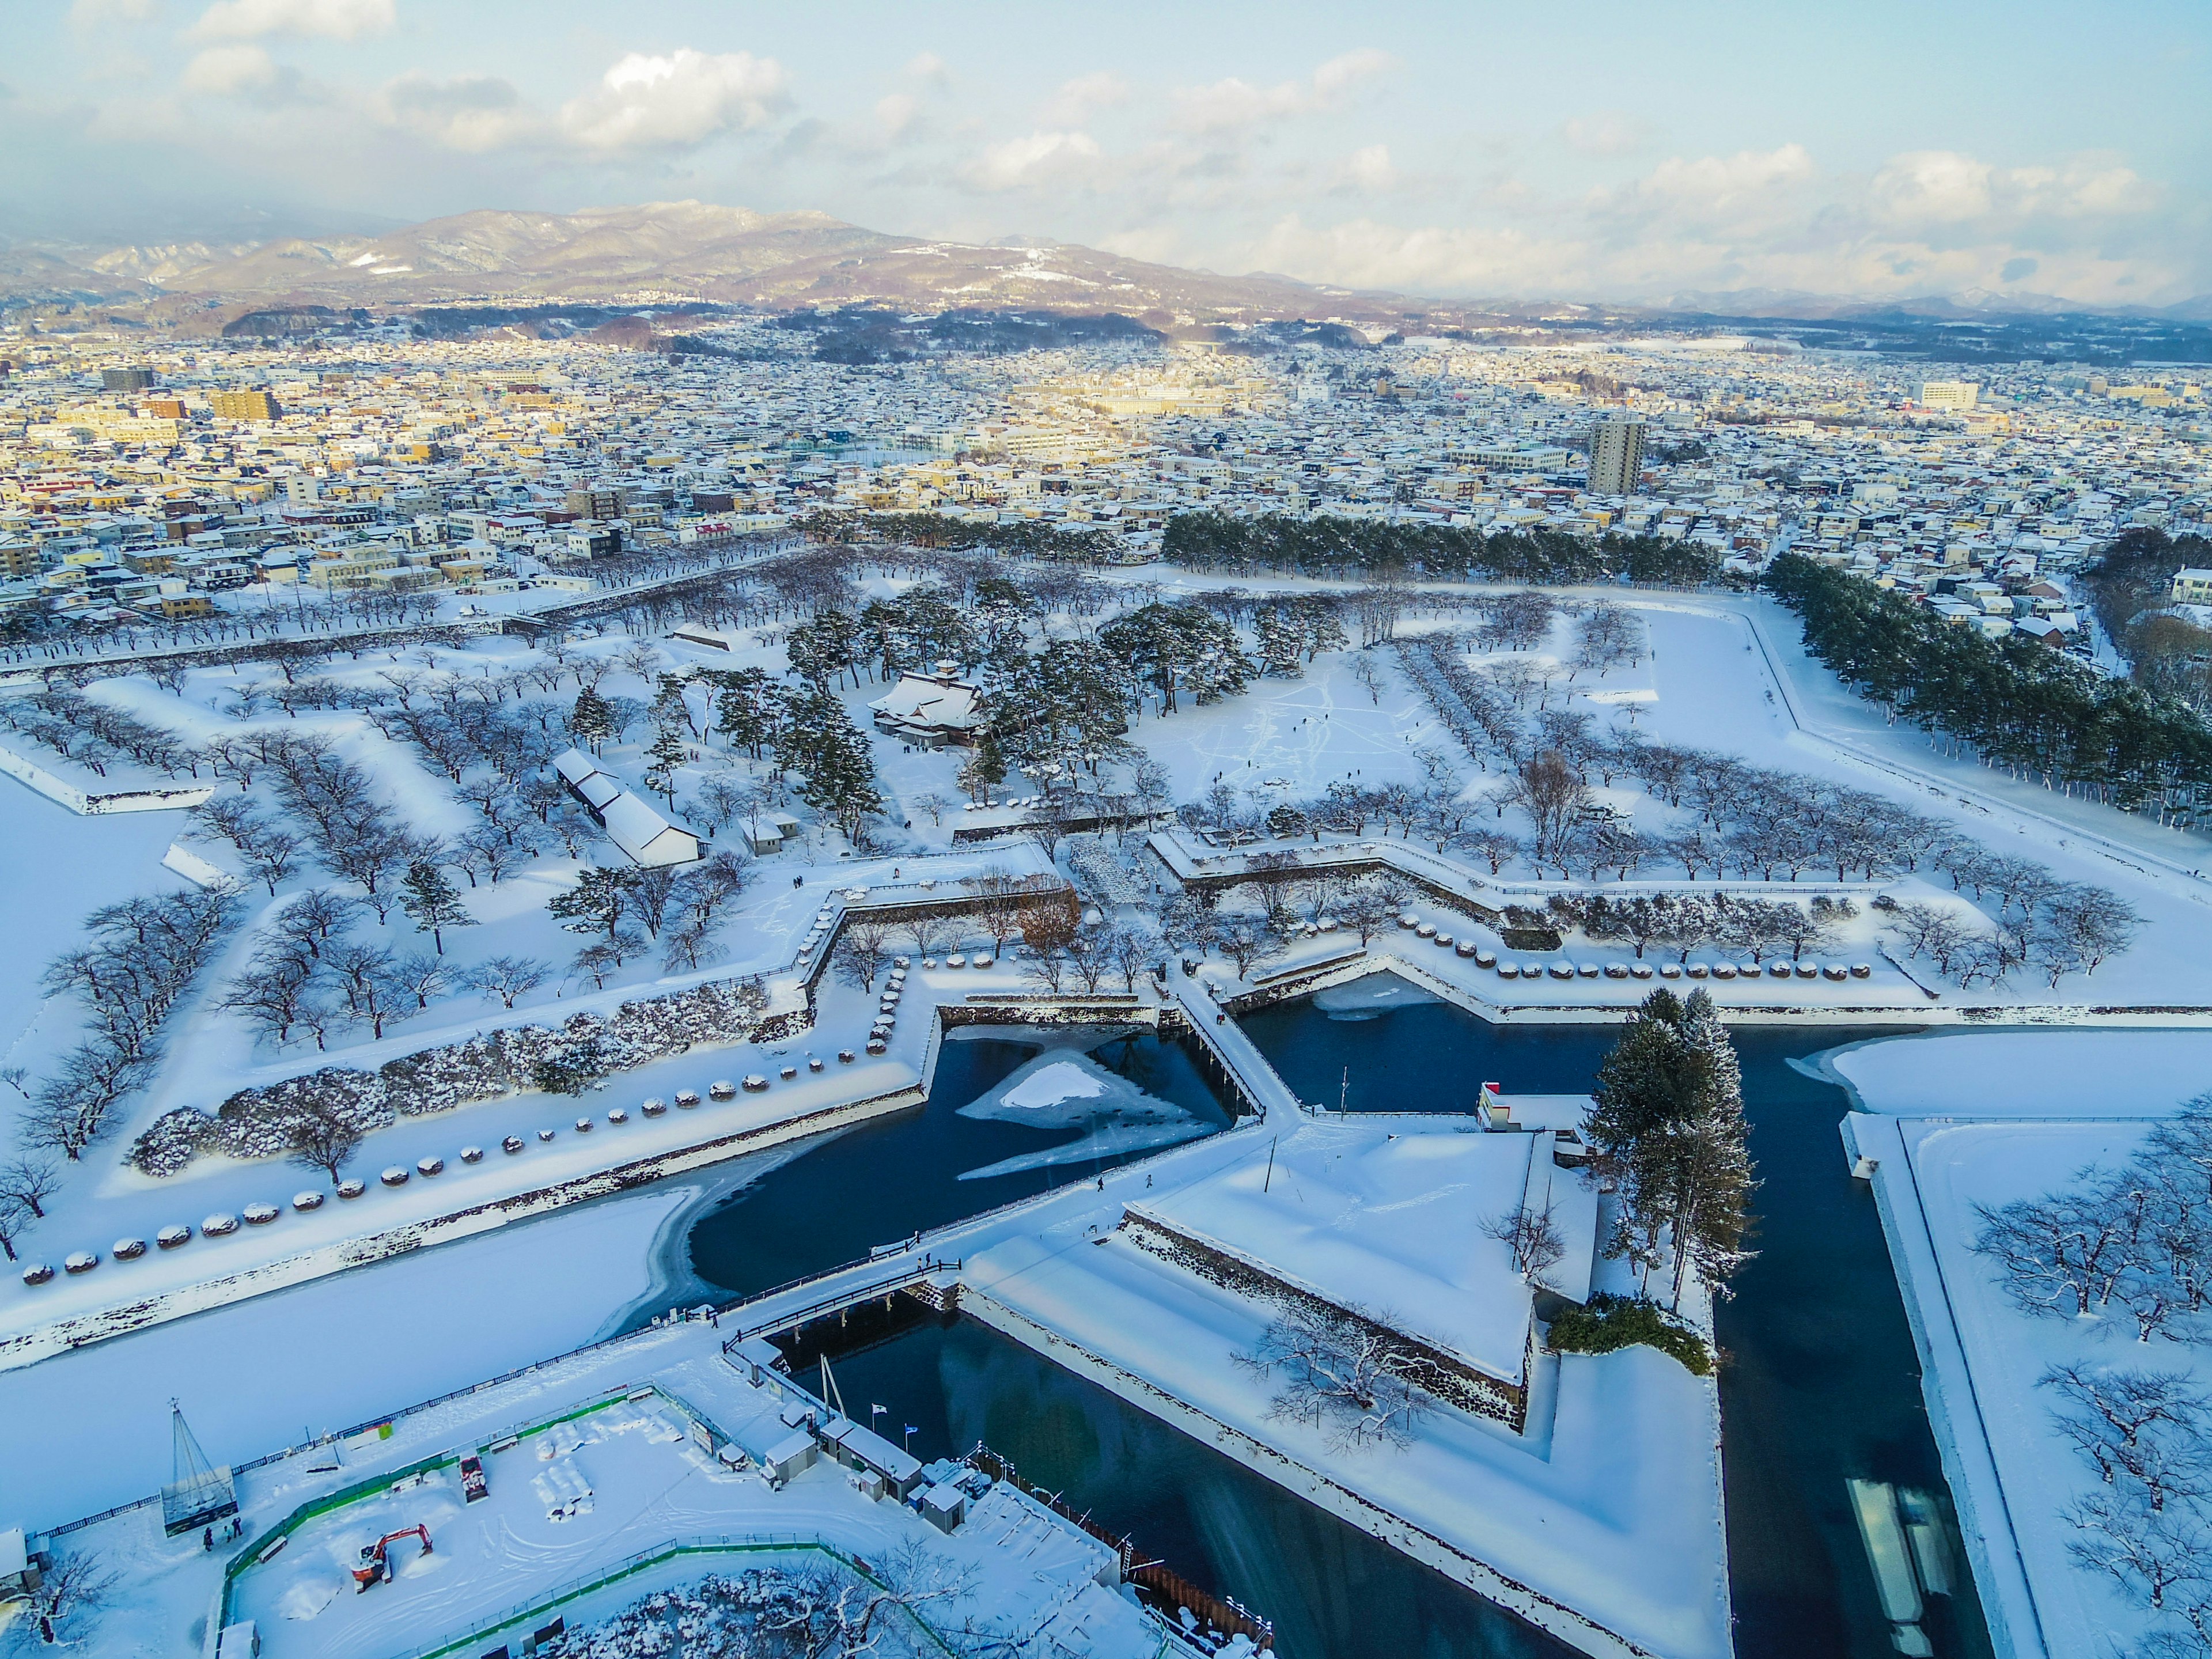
[460,1455,487,1503]
[352,1525,432,1591]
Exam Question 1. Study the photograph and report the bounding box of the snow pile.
[128,972,773,1175]
[956,1048,1213,1181]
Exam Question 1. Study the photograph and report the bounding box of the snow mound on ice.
[998,1060,1109,1112]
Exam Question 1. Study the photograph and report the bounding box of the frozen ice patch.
[1311,971,1438,1020]
[959,1119,1213,1181]
[957,1047,1208,1180]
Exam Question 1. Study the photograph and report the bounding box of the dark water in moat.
[687,989,1996,1659]
[687,1028,1233,1297]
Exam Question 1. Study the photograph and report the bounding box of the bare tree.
[286,1101,365,1185]
[9,1551,117,1649]
[1484,1199,1567,1282]
[897,911,959,960]
[1101,924,1154,993]
[461,955,550,1009]
[2066,1488,2209,1613]
[1234,1302,1425,1451]
[1335,878,1401,946]
[1505,751,1590,869]
[834,921,894,991]
[2043,1365,2212,1514]
[0,1157,59,1221]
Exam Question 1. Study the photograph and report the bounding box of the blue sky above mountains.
[9,0,2209,305]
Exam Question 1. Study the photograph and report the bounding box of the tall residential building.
[209,389,282,422]
[1587,417,1646,495]
[1914,380,1978,411]
[563,484,628,520]
[101,367,156,392]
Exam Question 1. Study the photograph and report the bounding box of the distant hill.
[0,199,1433,328]
[1,199,2204,336]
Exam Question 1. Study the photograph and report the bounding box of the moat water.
[685,986,1995,1659]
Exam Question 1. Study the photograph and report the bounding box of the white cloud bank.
[559,48,790,153]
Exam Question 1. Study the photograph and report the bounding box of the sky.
[4,0,2209,306]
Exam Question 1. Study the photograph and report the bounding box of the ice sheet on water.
[942,1021,1144,1048]
[956,1047,1208,1181]
[958,1118,1214,1181]
[1310,971,1439,1020]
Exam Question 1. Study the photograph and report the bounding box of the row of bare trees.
[1978,1103,2212,1642]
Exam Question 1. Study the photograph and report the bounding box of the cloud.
[963,130,1104,193]
[903,52,949,86]
[1311,49,1393,99]
[1339,143,1396,193]
[1243,140,2183,305]
[380,70,540,152]
[558,47,789,153]
[1041,71,1128,127]
[1561,112,1651,157]
[189,0,392,41]
[1172,48,1393,134]
[875,92,921,141]
[1870,150,2157,228]
[181,44,279,95]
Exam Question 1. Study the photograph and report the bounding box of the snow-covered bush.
[532,1548,968,1658]
[127,974,771,1176]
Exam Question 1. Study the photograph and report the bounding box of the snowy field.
[6,1184,688,1527]
[1838,1024,2212,1659]
[57,1310,1178,1659]
[14,561,2212,1654]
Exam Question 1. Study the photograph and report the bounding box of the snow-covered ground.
[1836,1025,2212,1659]
[949,1112,1728,1659]
[6,1184,689,1528]
[51,1307,1182,1659]
[0,941,1092,1359]
[17,564,2212,1654]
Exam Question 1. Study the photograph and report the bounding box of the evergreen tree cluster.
[796,507,1118,564]
[1162,510,1728,589]
[1097,602,1254,712]
[1582,988,1755,1312]
[1764,551,2212,825]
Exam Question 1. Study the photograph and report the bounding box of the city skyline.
[6,0,2210,308]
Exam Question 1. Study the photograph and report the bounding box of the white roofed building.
[553,749,702,868]
[868,666,986,748]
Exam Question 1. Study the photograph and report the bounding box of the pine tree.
[1582,987,1755,1308]
[1254,604,1306,678]
[570,687,616,755]
[399,859,474,955]
[643,729,690,808]
[713,669,779,757]
[548,866,635,938]
[1584,988,1694,1290]
[957,732,1008,805]
[1661,990,1755,1309]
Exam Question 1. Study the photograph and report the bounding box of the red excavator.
[353,1525,433,1591]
